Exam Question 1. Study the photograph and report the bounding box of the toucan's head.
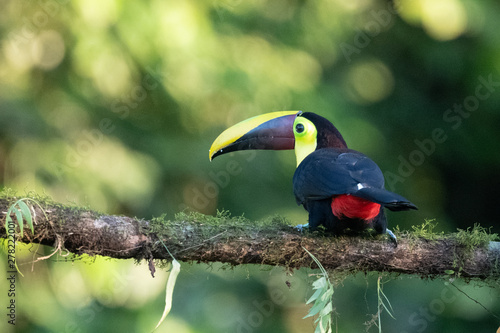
[209,111,347,166]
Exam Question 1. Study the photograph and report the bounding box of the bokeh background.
[1,0,500,332]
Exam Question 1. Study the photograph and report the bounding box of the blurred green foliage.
[1,0,500,332]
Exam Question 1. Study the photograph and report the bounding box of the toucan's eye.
[295,123,305,133]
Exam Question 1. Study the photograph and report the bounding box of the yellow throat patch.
[293,116,317,166]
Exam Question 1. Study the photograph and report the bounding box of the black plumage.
[293,147,416,235]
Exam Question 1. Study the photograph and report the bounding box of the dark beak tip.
[210,149,225,161]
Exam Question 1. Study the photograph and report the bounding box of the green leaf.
[381,301,395,320]
[445,269,455,275]
[5,214,12,233]
[306,288,324,304]
[380,291,394,318]
[315,316,331,333]
[14,206,23,235]
[303,298,327,319]
[312,276,327,289]
[318,301,333,317]
[17,200,33,233]
[320,288,334,302]
[322,315,332,333]
[4,198,43,236]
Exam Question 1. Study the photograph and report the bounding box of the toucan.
[209,111,417,242]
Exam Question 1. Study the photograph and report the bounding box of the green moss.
[408,219,444,241]
[454,223,498,251]
[146,209,296,259]
[148,210,292,236]
[1,188,101,227]
[449,224,498,278]
[1,188,18,198]
[389,219,446,250]
[393,220,498,251]
[1,188,50,205]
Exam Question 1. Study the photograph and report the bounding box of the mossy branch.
[1,195,499,280]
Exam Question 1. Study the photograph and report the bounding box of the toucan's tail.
[355,187,418,211]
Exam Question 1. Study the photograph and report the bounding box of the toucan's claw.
[386,229,397,247]
[294,223,309,232]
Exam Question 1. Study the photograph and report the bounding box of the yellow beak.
[209,111,301,161]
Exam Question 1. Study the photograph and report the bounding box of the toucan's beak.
[209,111,301,161]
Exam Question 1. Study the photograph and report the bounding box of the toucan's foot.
[386,229,397,247]
[295,223,309,232]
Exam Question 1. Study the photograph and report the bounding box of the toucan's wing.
[293,148,417,210]
[355,187,417,211]
[293,148,383,202]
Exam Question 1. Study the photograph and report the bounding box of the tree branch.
[1,196,499,280]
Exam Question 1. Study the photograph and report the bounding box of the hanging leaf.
[302,247,334,333]
[306,287,324,305]
[153,259,181,331]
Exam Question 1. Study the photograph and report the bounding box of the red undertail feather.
[331,194,381,220]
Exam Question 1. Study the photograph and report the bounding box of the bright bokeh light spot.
[396,0,424,25]
[397,0,468,41]
[76,0,119,28]
[3,31,34,71]
[91,51,131,97]
[32,30,66,70]
[77,257,135,307]
[124,263,170,308]
[345,59,394,104]
[52,268,90,308]
[333,0,374,12]
[159,1,200,49]
[3,29,65,74]
[421,0,467,41]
